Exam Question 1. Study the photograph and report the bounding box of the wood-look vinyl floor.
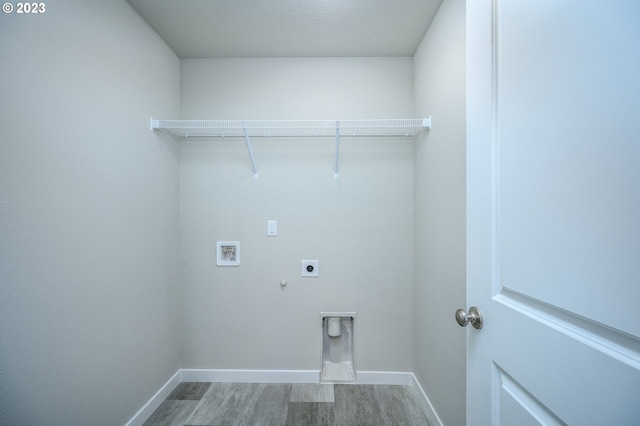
[142,382,436,426]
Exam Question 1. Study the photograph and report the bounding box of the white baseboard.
[355,370,414,385]
[410,373,444,426]
[124,370,180,426]
[180,369,320,383]
[125,369,442,426]
[179,369,416,385]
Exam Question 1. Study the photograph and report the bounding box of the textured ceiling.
[127,0,443,58]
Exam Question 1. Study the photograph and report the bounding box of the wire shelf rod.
[170,133,421,140]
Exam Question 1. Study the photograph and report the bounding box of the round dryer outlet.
[301,260,319,277]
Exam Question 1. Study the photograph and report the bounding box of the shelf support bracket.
[242,122,259,179]
[334,120,340,179]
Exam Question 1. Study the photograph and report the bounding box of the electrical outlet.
[301,260,319,277]
[267,220,277,236]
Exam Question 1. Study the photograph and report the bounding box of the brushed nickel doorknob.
[455,306,483,329]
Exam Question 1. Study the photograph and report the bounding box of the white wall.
[0,1,181,424]
[180,58,416,371]
[413,0,467,425]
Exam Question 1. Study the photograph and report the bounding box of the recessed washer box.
[301,260,319,277]
[217,241,240,266]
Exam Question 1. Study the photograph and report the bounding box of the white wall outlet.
[267,220,277,236]
[216,241,240,266]
[301,260,319,277]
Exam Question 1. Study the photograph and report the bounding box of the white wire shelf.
[150,117,431,178]
[151,118,430,139]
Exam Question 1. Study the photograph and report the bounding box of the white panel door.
[466,1,640,425]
